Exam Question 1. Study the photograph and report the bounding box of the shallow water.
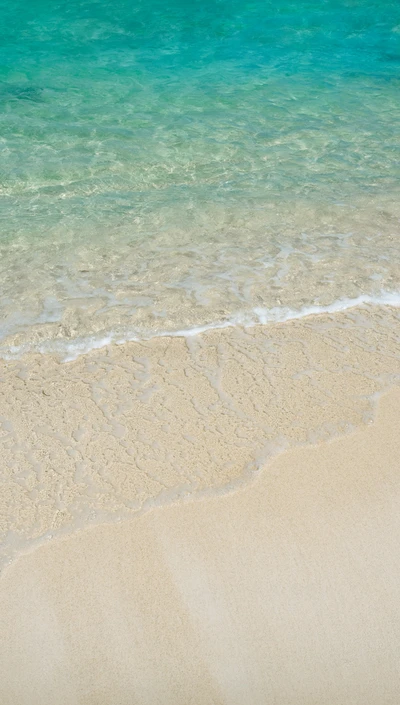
[0,0,400,354]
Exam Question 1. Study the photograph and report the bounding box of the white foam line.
[137,291,400,341]
[253,292,400,324]
[1,291,400,362]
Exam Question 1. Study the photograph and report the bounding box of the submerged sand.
[0,304,399,703]
[0,387,400,704]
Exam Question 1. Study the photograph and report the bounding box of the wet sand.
[0,306,399,704]
[1,305,399,569]
[0,391,400,704]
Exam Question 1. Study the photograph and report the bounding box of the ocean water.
[1,0,400,355]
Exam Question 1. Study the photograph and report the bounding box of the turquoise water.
[1,0,400,354]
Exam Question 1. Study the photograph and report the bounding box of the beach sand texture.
[0,305,399,568]
[2,1,400,701]
[0,304,399,703]
[0,385,399,704]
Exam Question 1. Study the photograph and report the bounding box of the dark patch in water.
[0,83,44,104]
[344,70,400,83]
[380,52,400,63]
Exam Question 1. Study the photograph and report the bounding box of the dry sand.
[0,305,400,704]
[0,387,399,704]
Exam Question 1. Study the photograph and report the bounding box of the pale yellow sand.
[1,305,399,569]
[0,386,400,705]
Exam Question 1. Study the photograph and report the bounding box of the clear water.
[1,0,400,354]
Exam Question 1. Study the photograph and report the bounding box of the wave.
[1,290,399,362]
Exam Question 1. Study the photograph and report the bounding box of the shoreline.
[0,386,400,703]
[2,1,400,700]
[0,303,399,571]
[1,292,400,362]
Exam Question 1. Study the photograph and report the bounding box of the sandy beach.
[0,305,399,704]
[0,385,400,704]
[0,305,399,566]
[2,1,400,701]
